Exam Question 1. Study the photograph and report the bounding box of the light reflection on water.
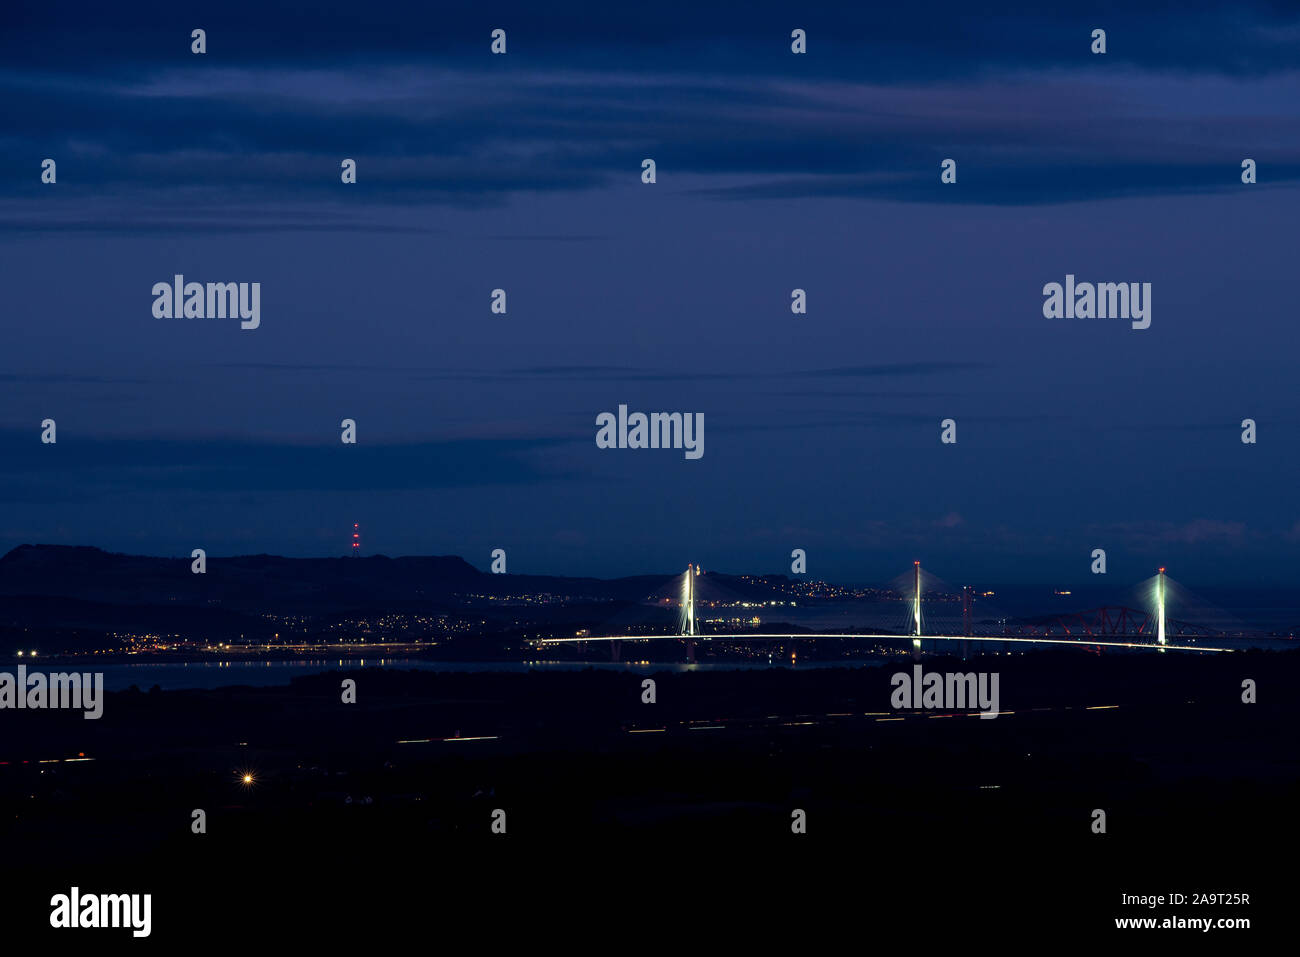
[85,658,878,691]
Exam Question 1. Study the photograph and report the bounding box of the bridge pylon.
[682,563,699,662]
[1157,566,1167,651]
[912,561,923,659]
[962,585,972,659]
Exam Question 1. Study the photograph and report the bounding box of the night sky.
[1,1,1298,584]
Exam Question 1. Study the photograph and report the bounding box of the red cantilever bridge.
[1003,605,1220,641]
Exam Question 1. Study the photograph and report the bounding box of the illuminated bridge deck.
[537,633,1238,653]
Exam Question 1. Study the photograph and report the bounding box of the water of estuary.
[87,658,876,691]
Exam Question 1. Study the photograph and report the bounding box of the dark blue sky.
[1,1,1298,584]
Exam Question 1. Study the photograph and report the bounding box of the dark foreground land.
[3,649,1296,943]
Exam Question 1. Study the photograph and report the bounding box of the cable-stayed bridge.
[537,562,1263,659]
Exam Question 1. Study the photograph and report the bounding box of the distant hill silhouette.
[0,545,786,611]
[0,545,799,648]
[0,544,485,612]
